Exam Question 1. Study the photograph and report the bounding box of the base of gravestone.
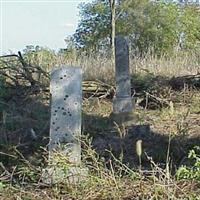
[110,112,136,127]
[111,97,135,126]
[41,165,88,185]
[113,96,134,114]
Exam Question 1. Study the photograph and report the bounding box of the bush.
[176,146,200,182]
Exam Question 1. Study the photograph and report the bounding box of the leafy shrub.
[176,146,200,182]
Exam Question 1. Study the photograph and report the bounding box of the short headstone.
[43,66,87,184]
[113,36,133,114]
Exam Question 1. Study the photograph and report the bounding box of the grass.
[0,49,200,199]
[61,50,200,83]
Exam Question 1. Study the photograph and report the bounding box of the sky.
[0,0,92,55]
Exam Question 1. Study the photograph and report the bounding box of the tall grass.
[0,47,200,199]
[51,50,200,83]
[21,47,200,83]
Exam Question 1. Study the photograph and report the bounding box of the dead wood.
[169,74,200,90]
[82,80,115,98]
[0,51,49,88]
[1,53,200,103]
[138,92,170,109]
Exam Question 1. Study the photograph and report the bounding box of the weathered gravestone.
[43,66,86,184]
[113,36,133,115]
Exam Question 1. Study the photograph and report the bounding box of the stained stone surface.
[113,36,133,114]
[49,66,82,164]
[42,66,88,184]
[113,97,133,113]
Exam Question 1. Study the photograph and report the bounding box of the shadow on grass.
[0,95,199,174]
[0,92,50,169]
[0,71,200,176]
[83,112,200,172]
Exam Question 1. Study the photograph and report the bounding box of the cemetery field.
[0,53,200,199]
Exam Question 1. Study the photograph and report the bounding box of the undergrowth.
[0,49,200,199]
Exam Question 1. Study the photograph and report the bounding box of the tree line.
[68,0,200,56]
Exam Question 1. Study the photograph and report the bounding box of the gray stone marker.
[49,66,82,163]
[113,36,133,114]
[43,66,86,184]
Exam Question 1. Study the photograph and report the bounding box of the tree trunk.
[110,0,116,68]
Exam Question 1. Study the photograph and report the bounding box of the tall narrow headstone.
[49,66,82,164]
[113,36,133,114]
[43,66,86,184]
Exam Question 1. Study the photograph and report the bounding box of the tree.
[73,1,111,53]
[72,0,200,55]
[128,1,179,55]
[110,0,116,66]
[178,4,200,50]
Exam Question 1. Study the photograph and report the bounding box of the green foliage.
[131,72,155,92]
[131,1,179,54]
[59,36,77,60]
[0,181,6,191]
[179,5,200,51]
[176,146,200,182]
[73,0,200,55]
[73,1,111,52]
[18,165,40,183]
[23,45,56,71]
